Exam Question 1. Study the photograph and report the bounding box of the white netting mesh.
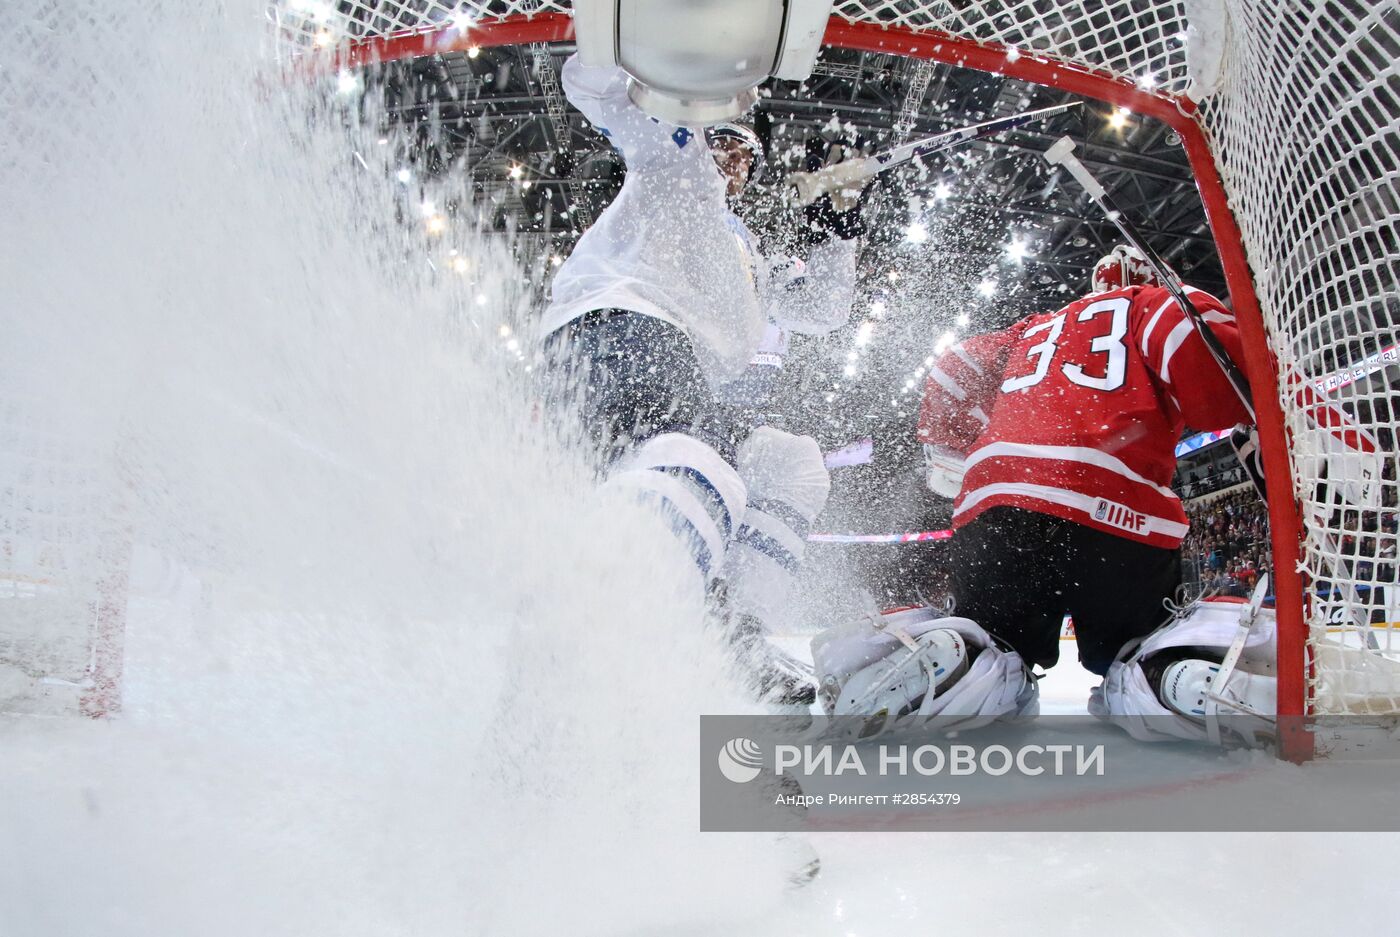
[269,0,571,50]
[1197,0,1399,714]
[832,0,1194,93]
[0,382,126,717]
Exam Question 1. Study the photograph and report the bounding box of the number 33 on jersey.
[918,284,1252,548]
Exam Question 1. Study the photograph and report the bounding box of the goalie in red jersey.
[916,246,1252,677]
[808,248,1281,743]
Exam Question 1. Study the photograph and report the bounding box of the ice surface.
[2,3,1398,935]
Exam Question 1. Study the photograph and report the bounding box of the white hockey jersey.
[541,57,856,386]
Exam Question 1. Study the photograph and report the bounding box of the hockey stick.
[1042,136,1256,422]
[787,102,1082,206]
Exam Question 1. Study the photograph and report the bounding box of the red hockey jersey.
[918,285,1251,548]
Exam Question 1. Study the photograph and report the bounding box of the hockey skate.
[729,614,819,709]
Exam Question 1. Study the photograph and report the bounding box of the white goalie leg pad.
[1158,659,1277,721]
[1094,597,1277,745]
[608,432,747,582]
[723,427,830,624]
[812,607,1039,736]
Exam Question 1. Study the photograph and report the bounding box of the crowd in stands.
[1181,488,1272,597]
[1179,463,1398,607]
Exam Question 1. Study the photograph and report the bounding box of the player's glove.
[923,443,966,499]
[801,139,869,242]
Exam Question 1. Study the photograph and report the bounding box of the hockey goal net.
[1,380,126,718]
[7,1,1394,757]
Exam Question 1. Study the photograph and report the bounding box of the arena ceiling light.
[978,279,998,298]
[906,221,930,244]
[450,8,476,33]
[1006,237,1032,262]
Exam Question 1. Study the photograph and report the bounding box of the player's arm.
[1133,286,1252,430]
[560,54,699,172]
[918,327,1018,451]
[916,326,1019,496]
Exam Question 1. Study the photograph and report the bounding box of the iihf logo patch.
[1092,499,1149,533]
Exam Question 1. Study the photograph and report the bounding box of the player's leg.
[543,310,745,583]
[721,426,831,704]
[948,506,1071,671]
[1057,524,1180,676]
[1091,595,1278,745]
[811,607,1039,735]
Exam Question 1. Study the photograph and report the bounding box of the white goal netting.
[4,0,1395,737]
[0,381,126,717]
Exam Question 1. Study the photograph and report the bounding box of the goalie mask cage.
[5,1,1394,759]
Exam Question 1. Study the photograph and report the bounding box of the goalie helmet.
[1091,245,1159,293]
